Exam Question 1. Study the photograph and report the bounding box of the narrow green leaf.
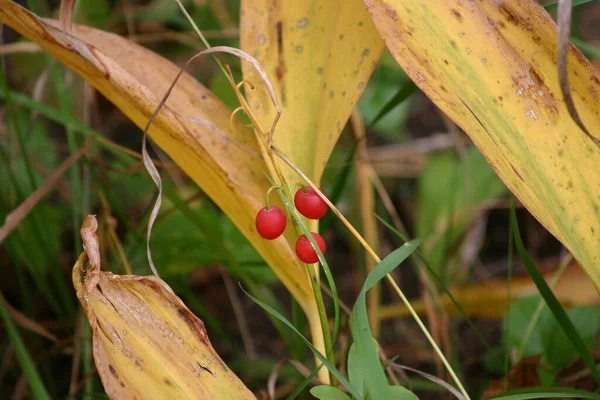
[241,287,361,399]
[0,298,51,400]
[510,206,600,384]
[351,240,421,400]
[310,385,351,400]
[489,386,600,400]
[368,80,417,129]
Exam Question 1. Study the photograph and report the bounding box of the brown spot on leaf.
[530,68,544,86]
[109,365,119,379]
[511,165,525,182]
[451,9,462,20]
[385,6,399,21]
[164,378,173,386]
[499,4,518,24]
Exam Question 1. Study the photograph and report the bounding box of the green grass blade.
[241,287,361,399]
[510,206,600,385]
[504,211,514,391]
[0,297,51,400]
[351,240,421,400]
[0,90,132,164]
[489,386,600,400]
[368,81,417,129]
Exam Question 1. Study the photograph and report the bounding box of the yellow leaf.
[364,0,600,288]
[240,0,385,188]
[380,263,599,320]
[74,216,254,399]
[0,0,326,369]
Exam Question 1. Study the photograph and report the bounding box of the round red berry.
[294,187,328,219]
[295,232,326,263]
[255,206,287,240]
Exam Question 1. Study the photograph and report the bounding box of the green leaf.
[545,305,600,370]
[351,240,422,400]
[309,385,351,400]
[504,296,551,358]
[368,80,417,129]
[416,147,507,278]
[489,386,600,400]
[347,343,364,398]
[390,386,419,400]
[511,207,600,384]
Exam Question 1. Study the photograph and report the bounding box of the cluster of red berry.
[255,187,328,264]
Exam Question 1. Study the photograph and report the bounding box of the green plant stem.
[305,260,335,380]
[81,318,94,398]
[504,213,514,391]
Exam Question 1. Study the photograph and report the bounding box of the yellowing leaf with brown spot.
[74,216,254,399]
[364,0,600,288]
[240,0,385,192]
[0,0,327,371]
[380,263,599,320]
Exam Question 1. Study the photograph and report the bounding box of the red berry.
[295,232,326,263]
[294,187,328,219]
[255,206,287,240]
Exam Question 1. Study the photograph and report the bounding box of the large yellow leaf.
[240,0,385,189]
[74,216,254,399]
[0,0,326,363]
[364,0,600,287]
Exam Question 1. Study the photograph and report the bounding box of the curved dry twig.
[557,0,599,146]
[141,45,281,278]
[267,359,323,400]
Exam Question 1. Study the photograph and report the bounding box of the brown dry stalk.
[350,109,381,338]
[58,0,75,32]
[0,41,40,55]
[0,140,91,244]
[0,293,58,342]
[267,359,322,400]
